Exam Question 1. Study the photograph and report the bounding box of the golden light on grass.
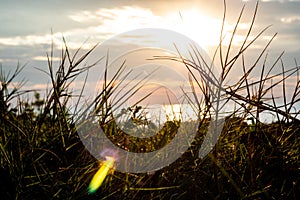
[88,156,115,194]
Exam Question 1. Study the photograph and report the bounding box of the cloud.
[68,6,161,38]
[32,56,61,62]
[0,35,53,46]
[1,2,292,55]
[69,10,101,23]
[280,16,300,23]
[0,0,299,98]
[0,0,114,37]
[0,6,162,51]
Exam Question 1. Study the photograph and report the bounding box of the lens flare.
[76,28,220,174]
[88,156,115,194]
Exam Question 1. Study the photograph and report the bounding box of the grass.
[0,2,299,199]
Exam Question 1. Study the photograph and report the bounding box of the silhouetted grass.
[0,1,299,200]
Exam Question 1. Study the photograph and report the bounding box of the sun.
[162,9,226,50]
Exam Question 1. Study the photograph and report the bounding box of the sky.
[0,0,299,121]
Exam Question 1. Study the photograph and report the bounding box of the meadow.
[0,3,299,199]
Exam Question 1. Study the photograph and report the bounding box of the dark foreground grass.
[0,87,299,200]
[0,2,299,200]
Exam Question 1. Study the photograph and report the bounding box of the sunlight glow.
[162,9,226,49]
[164,104,182,121]
[70,6,229,50]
